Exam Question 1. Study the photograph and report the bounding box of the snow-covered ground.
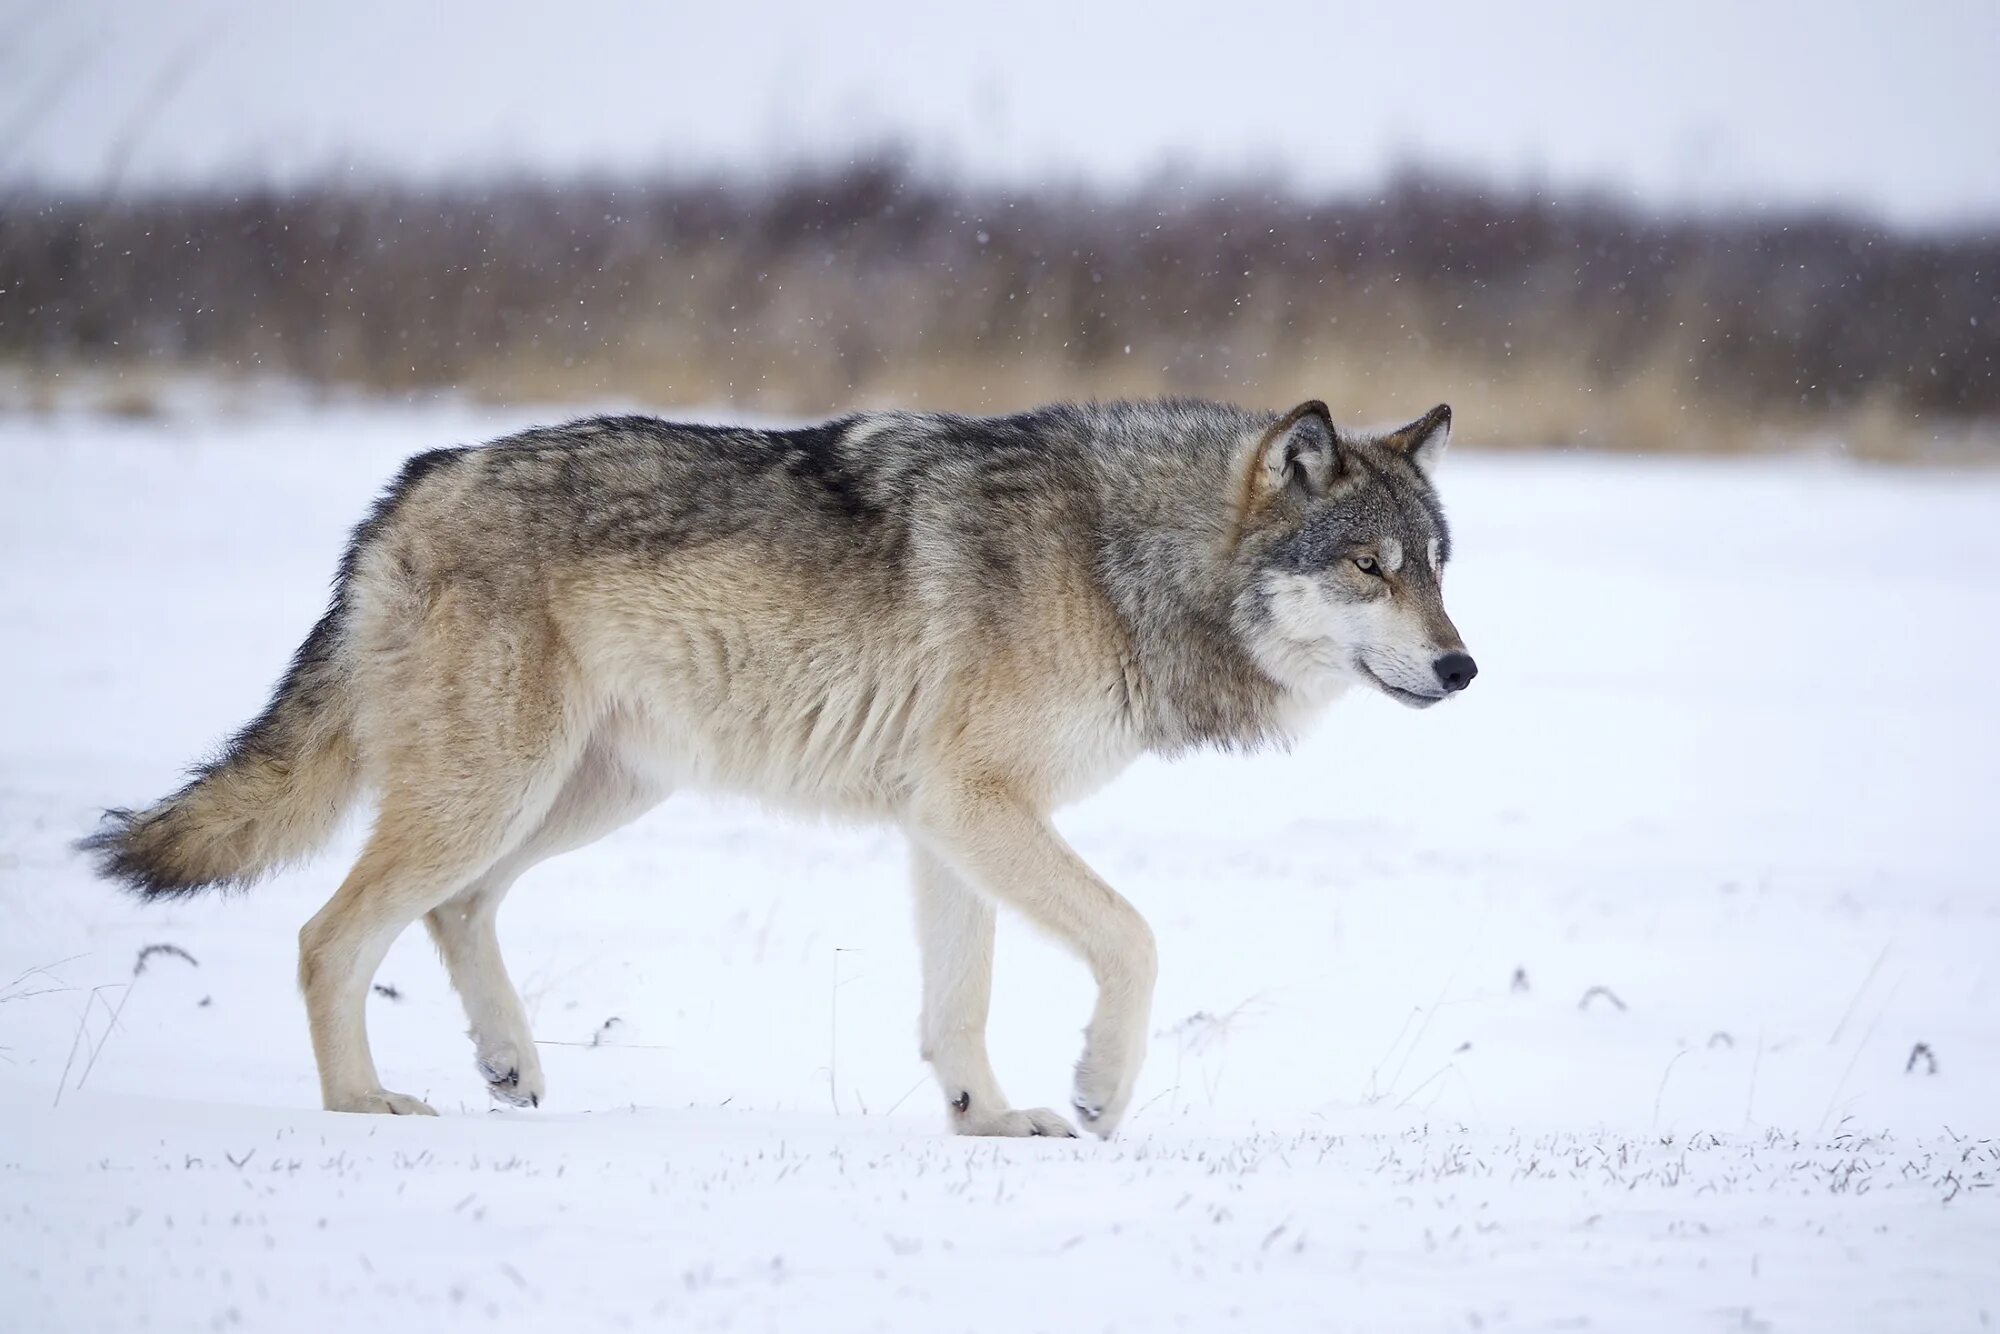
[3,402,1997,1331]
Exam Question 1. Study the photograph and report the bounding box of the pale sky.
[6,0,1997,228]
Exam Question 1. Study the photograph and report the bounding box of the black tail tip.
[76,808,213,900]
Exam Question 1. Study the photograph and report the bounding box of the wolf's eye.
[1353,555,1382,576]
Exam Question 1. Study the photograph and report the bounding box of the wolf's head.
[1230,401,1475,709]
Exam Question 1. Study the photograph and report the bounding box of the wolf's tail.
[80,605,362,898]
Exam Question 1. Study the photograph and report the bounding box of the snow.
[3,403,1997,1331]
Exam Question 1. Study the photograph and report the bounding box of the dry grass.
[4,164,1994,460]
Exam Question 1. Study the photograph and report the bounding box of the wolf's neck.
[1097,501,1291,758]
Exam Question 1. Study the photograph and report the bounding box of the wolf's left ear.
[1384,404,1452,476]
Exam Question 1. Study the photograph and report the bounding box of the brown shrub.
[2,162,1994,457]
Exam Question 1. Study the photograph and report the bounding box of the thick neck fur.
[1078,403,1296,756]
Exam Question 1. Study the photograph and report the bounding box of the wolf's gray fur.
[82,397,1473,1134]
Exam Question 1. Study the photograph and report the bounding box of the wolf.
[81,398,1475,1136]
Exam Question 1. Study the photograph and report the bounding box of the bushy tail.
[80,607,361,898]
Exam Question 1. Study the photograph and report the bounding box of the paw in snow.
[476,1042,545,1109]
[328,1089,438,1116]
[955,1103,1079,1138]
[1071,1053,1137,1139]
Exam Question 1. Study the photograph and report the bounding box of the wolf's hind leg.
[427,740,666,1108]
[301,815,519,1114]
[425,886,538,1108]
[913,783,1157,1139]
[299,739,582,1115]
[911,844,1078,1138]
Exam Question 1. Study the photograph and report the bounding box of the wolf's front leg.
[911,845,1078,1137]
[911,784,1157,1138]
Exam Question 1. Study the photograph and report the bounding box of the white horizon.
[5,0,1997,230]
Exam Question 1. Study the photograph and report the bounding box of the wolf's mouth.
[1355,661,1445,709]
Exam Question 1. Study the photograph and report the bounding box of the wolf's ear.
[1251,400,1340,500]
[1383,404,1451,476]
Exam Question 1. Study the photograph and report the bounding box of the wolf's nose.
[1434,652,1478,693]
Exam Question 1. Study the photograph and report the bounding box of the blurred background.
[4,0,1997,457]
[7,9,2000,1326]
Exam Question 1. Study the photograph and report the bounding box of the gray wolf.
[80,398,1475,1136]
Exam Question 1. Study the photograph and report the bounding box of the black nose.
[1434,652,1478,693]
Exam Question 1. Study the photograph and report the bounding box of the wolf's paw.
[328,1089,438,1116]
[1071,1058,1138,1139]
[956,1105,1079,1138]
[476,1044,545,1109]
